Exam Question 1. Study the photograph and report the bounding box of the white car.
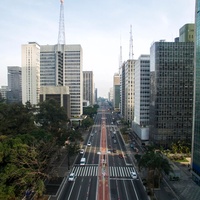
[130,171,137,179]
[87,141,91,146]
[79,149,84,154]
[68,173,76,181]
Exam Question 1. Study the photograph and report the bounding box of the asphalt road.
[58,107,148,200]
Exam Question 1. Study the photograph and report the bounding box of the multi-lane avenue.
[58,106,148,200]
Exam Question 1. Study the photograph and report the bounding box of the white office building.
[83,71,94,105]
[132,55,150,142]
[40,44,83,117]
[124,59,135,123]
[22,42,40,105]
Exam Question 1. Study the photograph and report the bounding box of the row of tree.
[0,99,83,199]
[136,147,173,196]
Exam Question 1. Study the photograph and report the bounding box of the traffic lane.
[87,129,101,165]
[110,179,119,199]
[115,133,133,165]
[59,178,76,200]
[65,176,97,200]
[117,179,138,200]
[133,178,149,200]
[86,147,100,165]
[87,177,98,200]
[110,179,139,200]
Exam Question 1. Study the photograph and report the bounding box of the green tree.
[0,136,49,199]
[35,99,68,138]
[82,117,94,129]
[139,151,172,191]
[65,129,83,169]
[0,103,36,136]
[83,105,98,118]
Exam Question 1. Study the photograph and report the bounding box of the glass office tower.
[192,0,200,185]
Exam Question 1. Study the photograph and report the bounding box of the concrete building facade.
[132,55,150,142]
[40,44,83,117]
[113,73,120,110]
[124,59,135,123]
[0,86,8,100]
[40,86,70,118]
[83,71,94,105]
[22,42,40,105]
[7,66,22,103]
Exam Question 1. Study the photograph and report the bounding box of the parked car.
[68,173,76,181]
[130,171,137,179]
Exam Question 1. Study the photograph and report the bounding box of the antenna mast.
[129,25,133,59]
[119,36,122,74]
[58,0,65,44]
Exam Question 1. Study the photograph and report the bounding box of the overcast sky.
[0,0,195,97]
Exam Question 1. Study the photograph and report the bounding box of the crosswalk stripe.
[70,166,135,177]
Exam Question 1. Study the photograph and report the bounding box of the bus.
[80,157,86,166]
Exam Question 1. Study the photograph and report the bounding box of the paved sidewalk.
[120,128,200,200]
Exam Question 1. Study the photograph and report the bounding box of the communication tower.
[129,25,134,60]
[58,0,65,44]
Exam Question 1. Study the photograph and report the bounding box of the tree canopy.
[0,99,72,199]
[139,149,172,189]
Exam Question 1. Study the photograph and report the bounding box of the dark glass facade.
[192,0,200,185]
[150,41,194,147]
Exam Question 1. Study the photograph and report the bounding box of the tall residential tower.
[7,66,22,103]
[83,71,94,105]
[22,42,40,105]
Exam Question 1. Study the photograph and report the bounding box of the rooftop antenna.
[129,25,134,59]
[58,0,65,44]
[119,36,122,74]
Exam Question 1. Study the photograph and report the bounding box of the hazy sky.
[0,0,195,97]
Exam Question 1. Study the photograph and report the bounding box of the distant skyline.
[0,0,195,97]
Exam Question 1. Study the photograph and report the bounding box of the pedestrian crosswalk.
[109,166,135,178]
[70,166,136,178]
[71,166,98,177]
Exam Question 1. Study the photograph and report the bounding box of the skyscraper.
[40,44,83,117]
[113,73,120,110]
[83,71,94,105]
[22,42,40,105]
[7,66,22,103]
[179,23,195,42]
[124,59,135,123]
[150,40,194,147]
[192,0,200,186]
[40,1,83,117]
[132,55,150,143]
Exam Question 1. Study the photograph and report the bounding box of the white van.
[80,157,86,165]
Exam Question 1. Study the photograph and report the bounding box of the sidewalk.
[122,129,200,200]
